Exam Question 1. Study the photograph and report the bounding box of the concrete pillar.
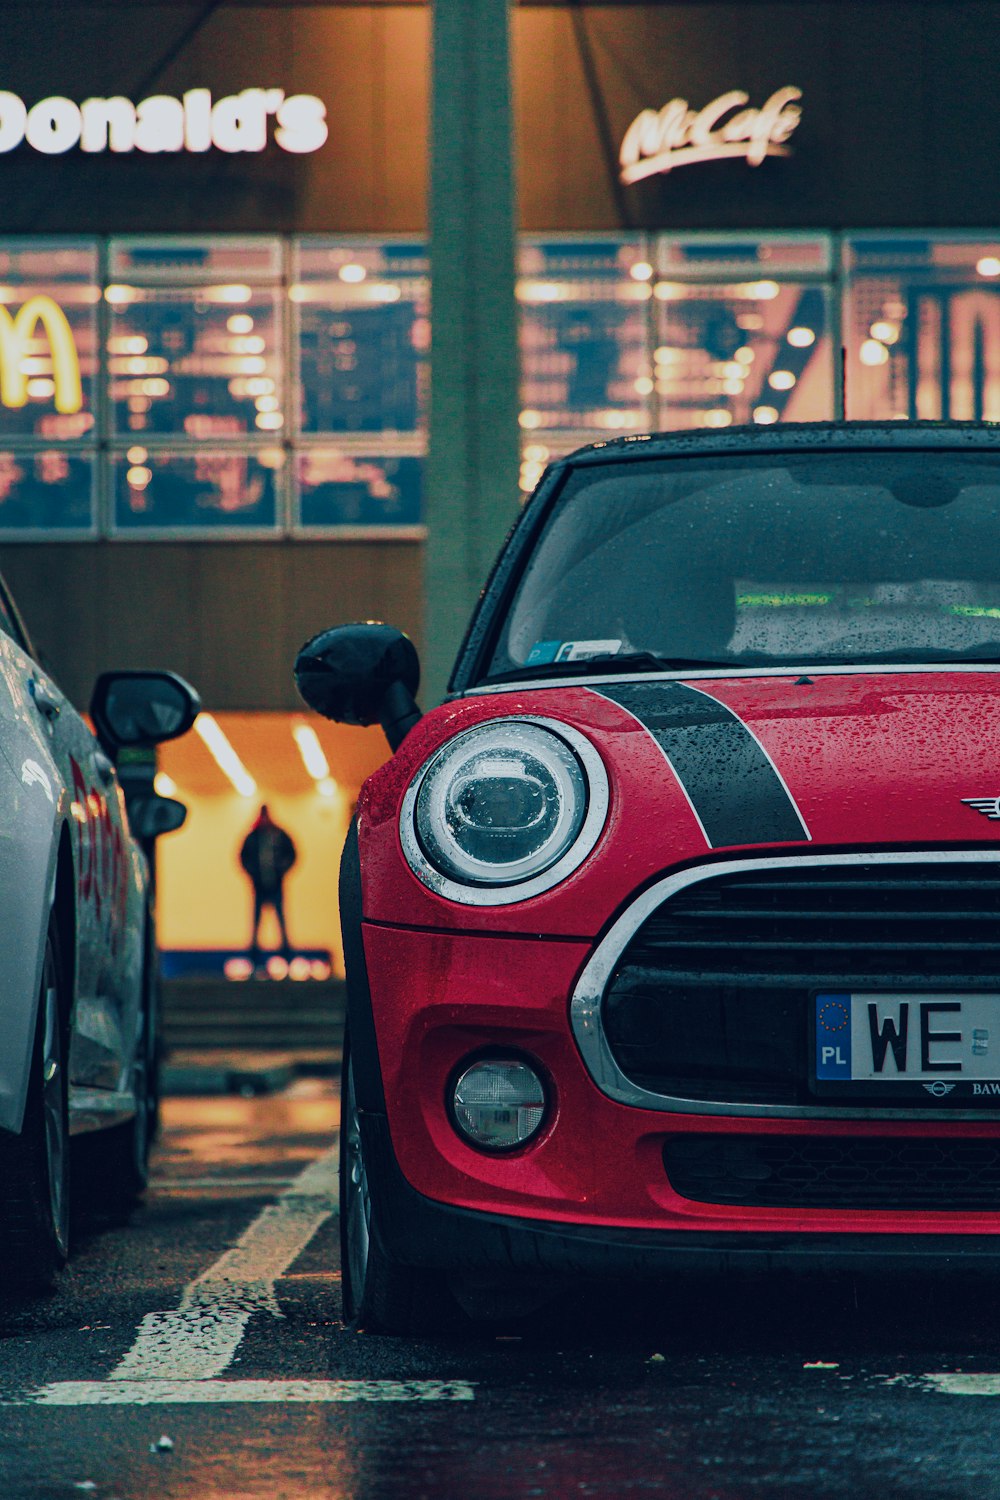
[424,0,520,707]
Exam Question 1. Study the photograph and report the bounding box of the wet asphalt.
[2,1075,1000,1497]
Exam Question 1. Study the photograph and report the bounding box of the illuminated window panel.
[107,284,283,438]
[844,236,1000,421]
[655,236,834,430]
[518,238,653,436]
[293,241,429,435]
[108,238,282,282]
[296,449,423,531]
[112,448,282,533]
[0,449,94,533]
[0,242,98,440]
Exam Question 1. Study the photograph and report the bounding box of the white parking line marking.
[921,1374,1000,1395]
[111,1148,339,1383]
[26,1380,475,1406]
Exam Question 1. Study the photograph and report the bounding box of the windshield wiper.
[483,652,731,684]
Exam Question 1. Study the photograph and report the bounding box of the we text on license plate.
[813,992,1000,1100]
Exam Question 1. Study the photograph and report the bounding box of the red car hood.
[358,669,1000,936]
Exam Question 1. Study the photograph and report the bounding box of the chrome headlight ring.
[399,716,610,906]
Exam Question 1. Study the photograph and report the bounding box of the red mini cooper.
[297,421,1000,1333]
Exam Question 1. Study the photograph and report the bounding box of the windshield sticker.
[526,639,624,665]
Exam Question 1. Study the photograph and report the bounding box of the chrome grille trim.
[569,850,1000,1121]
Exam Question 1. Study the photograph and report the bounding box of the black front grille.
[664,1134,1000,1210]
[603,861,1000,1105]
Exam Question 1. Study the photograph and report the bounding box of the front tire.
[0,916,70,1288]
[339,1028,455,1335]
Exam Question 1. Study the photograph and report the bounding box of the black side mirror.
[90,670,200,752]
[127,794,187,840]
[294,623,422,752]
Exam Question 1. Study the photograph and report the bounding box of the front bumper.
[361,1109,1000,1276]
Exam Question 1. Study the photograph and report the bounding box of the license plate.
[812,992,1000,1102]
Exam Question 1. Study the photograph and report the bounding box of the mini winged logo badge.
[962,797,1000,820]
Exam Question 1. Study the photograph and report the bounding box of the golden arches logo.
[0,296,82,415]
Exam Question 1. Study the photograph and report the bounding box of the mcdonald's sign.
[0,296,82,415]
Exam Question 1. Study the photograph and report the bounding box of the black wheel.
[0,915,70,1287]
[339,1027,456,1335]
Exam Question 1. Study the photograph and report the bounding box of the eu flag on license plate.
[815,993,852,1079]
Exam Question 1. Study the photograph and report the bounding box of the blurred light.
[769,370,796,390]
[703,409,733,428]
[266,955,289,980]
[310,959,332,981]
[153,771,177,797]
[141,378,170,396]
[338,263,366,283]
[737,313,765,331]
[203,284,252,304]
[257,447,285,469]
[292,721,330,780]
[127,445,148,464]
[369,283,401,303]
[723,379,744,396]
[859,339,889,367]
[722,362,745,379]
[317,777,338,799]
[634,376,654,396]
[517,281,564,303]
[245,377,275,397]
[26,378,55,398]
[289,957,312,981]
[19,357,53,375]
[127,465,152,489]
[105,284,137,304]
[109,335,148,355]
[224,957,254,982]
[523,443,549,462]
[109,356,169,375]
[229,336,266,355]
[749,280,780,300]
[237,356,267,375]
[870,320,899,344]
[653,281,684,301]
[227,314,254,334]
[255,395,279,412]
[654,346,683,364]
[255,411,284,430]
[787,327,816,348]
[977,257,1000,278]
[629,261,654,281]
[194,713,256,798]
[753,405,779,424]
[734,346,755,364]
[519,409,542,430]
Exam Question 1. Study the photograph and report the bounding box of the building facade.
[2,1,998,959]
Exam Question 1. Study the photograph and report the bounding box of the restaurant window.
[107,238,284,534]
[654,235,835,430]
[0,241,98,536]
[292,240,427,535]
[844,235,1000,421]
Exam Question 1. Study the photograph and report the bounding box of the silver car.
[0,570,198,1286]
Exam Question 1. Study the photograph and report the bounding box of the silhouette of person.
[240,805,297,966]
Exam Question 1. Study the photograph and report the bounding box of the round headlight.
[416,722,585,886]
[400,716,609,905]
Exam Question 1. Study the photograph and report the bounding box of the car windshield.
[487,449,1000,677]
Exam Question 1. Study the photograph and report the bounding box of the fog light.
[452,1059,547,1151]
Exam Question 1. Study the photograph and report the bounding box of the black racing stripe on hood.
[593,681,810,848]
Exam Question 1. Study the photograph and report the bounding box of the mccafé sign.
[0,298,81,414]
[619,87,802,184]
[0,89,328,155]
